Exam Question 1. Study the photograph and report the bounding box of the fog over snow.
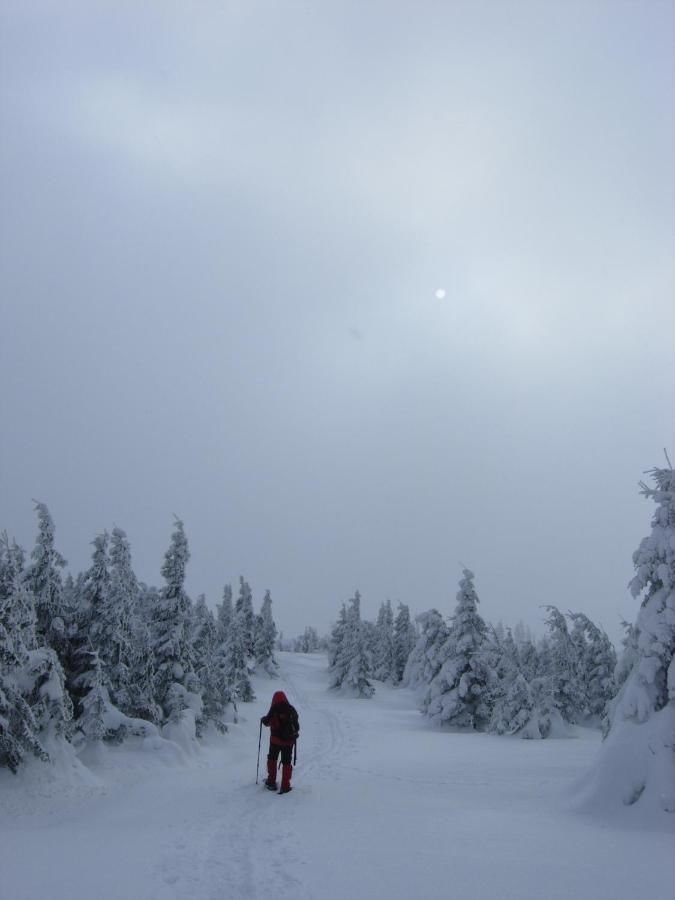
[1,1,673,643]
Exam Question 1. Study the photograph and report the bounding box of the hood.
[272,691,288,705]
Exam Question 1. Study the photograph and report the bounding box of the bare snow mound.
[574,702,675,818]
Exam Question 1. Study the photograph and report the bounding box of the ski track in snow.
[150,656,348,900]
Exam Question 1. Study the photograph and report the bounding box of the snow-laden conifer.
[402,609,450,691]
[422,570,491,729]
[0,536,50,771]
[328,603,347,673]
[105,527,137,711]
[295,626,320,653]
[211,584,237,719]
[222,603,255,707]
[392,603,416,684]
[24,502,67,647]
[235,576,255,657]
[517,636,539,683]
[541,606,580,723]
[190,594,228,734]
[568,612,616,721]
[254,589,278,676]
[596,464,675,812]
[152,518,195,723]
[333,592,374,697]
[216,584,233,640]
[117,579,160,724]
[74,651,112,743]
[372,600,395,682]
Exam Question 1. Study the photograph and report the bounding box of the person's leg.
[266,743,280,787]
[280,745,293,793]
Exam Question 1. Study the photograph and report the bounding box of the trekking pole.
[256,720,262,784]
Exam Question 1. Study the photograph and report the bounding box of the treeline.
[325,578,616,738]
[325,463,674,772]
[0,506,277,773]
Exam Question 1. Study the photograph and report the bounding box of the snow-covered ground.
[1,652,672,900]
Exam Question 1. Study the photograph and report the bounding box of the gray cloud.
[1,1,673,643]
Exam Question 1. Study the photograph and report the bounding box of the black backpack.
[278,705,300,742]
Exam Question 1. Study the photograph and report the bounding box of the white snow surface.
[1,653,672,900]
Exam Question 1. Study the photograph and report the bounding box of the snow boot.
[264,758,277,790]
[279,763,292,794]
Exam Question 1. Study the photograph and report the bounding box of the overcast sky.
[1,1,673,644]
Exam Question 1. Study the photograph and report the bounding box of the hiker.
[261,690,299,793]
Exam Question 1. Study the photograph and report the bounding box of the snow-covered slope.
[1,652,672,900]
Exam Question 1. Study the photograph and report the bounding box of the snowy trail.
[1,653,673,900]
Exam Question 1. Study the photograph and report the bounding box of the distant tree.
[74,651,112,743]
[328,603,348,673]
[126,583,161,723]
[235,577,255,657]
[152,518,194,723]
[423,570,491,729]
[567,611,616,721]
[372,600,395,682]
[295,626,320,653]
[24,502,67,648]
[191,594,227,734]
[403,609,450,690]
[254,590,278,676]
[0,535,50,772]
[105,527,138,711]
[392,603,416,684]
[223,604,255,706]
[335,592,374,697]
[541,606,579,723]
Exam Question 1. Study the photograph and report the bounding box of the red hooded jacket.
[262,691,300,747]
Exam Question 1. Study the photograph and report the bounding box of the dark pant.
[268,743,293,765]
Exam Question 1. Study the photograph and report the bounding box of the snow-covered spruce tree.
[105,527,137,712]
[222,603,255,708]
[82,531,111,647]
[372,599,395,682]
[486,625,559,739]
[328,603,347,674]
[361,618,377,658]
[254,590,278,676]
[0,536,50,772]
[211,585,236,719]
[597,464,675,812]
[295,626,320,653]
[125,583,161,724]
[568,612,616,722]
[74,650,112,744]
[191,595,226,734]
[541,606,581,724]
[490,672,534,736]
[402,609,450,691]
[22,639,73,751]
[516,635,539,683]
[334,592,374,697]
[152,518,196,724]
[392,602,416,684]
[216,584,233,640]
[606,620,639,726]
[61,531,113,722]
[235,576,255,657]
[24,502,67,649]
[422,570,491,729]
[487,626,520,732]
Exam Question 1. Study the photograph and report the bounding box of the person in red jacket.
[261,690,299,793]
